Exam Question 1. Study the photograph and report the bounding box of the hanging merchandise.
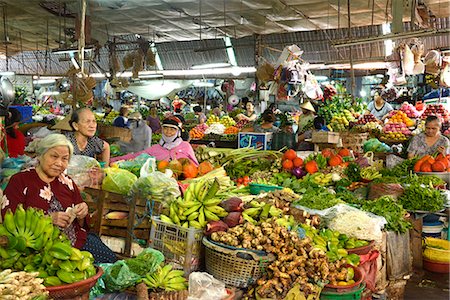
[398,42,415,76]
[409,38,425,75]
[424,50,441,75]
[256,63,275,83]
[440,56,450,88]
[221,80,235,95]
[302,72,323,100]
[228,95,239,106]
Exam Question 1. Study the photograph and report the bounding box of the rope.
[79,0,87,74]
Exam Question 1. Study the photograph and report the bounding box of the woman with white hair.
[1,134,117,263]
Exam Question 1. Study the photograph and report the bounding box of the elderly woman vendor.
[408,115,450,158]
[1,134,117,263]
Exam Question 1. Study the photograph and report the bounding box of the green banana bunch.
[159,177,227,229]
[143,264,188,292]
[242,201,283,223]
[360,167,382,180]
[0,205,97,286]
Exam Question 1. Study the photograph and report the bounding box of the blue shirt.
[367,101,394,120]
[113,116,129,128]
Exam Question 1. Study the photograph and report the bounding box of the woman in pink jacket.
[111,116,199,165]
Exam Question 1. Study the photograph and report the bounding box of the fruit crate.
[84,188,164,257]
[149,216,203,274]
[340,132,369,153]
[312,131,340,144]
[97,124,132,142]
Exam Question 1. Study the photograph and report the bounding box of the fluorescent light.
[193,81,214,87]
[382,23,394,56]
[353,62,388,69]
[315,75,328,81]
[116,67,256,77]
[150,44,164,71]
[191,62,231,69]
[231,66,241,76]
[0,71,15,76]
[139,74,164,79]
[89,73,109,78]
[33,79,56,85]
[52,47,93,55]
[382,23,391,35]
[41,91,60,96]
[224,37,237,67]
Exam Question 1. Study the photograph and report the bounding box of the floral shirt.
[1,168,89,249]
[407,133,450,157]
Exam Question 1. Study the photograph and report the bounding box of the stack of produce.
[361,122,383,134]
[205,123,226,135]
[413,153,450,173]
[0,269,48,299]
[142,264,188,292]
[206,115,220,125]
[381,122,411,142]
[0,205,96,286]
[220,115,236,127]
[356,113,377,124]
[329,110,356,131]
[223,126,239,134]
[421,104,450,123]
[387,111,415,127]
[102,111,119,125]
[189,128,205,140]
[400,102,421,118]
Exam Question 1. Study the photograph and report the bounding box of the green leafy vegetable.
[362,196,412,233]
[399,183,445,212]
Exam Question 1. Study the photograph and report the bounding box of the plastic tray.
[249,183,283,195]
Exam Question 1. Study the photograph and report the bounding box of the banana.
[170,210,181,226]
[189,220,203,229]
[204,205,226,215]
[243,207,262,218]
[160,214,175,224]
[182,203,202,216]
[196,182,210,203]
[14,204,26,235]
[158,264,173,284]
[24,206,36,237]
[165,282,188,291]
[202,197,222,207]
[198,206,206,225]
[193,181,204,199]
[202,178,220,202]
[165,269,185,280]
[183,189,195,203]
[178,200,201,209]
[259,203,271,219]
[3,209,18,236]
[182,222,189,228]
[187,211,200,221]
[242,212,257,225]
[0,224,11,238]
[204,209,220,221]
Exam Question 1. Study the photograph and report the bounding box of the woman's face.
[162,126,178,138]
[374,94,384,104]
[150,107,157,115]
[425,120,441,137]
[74,110,97,137]
[246,102,254,112]
[39,146,70,179]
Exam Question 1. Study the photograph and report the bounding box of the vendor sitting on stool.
[408,115,450,158]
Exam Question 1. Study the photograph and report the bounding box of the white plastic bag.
[140,157,156,178]
[187,272,228,300]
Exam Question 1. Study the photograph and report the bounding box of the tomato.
[237,178,244,184]
[243,176,250,182]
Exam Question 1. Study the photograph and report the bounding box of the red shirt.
[2,168,89,249]
[2,128,25,157]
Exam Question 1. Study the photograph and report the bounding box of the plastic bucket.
[320,283,365,300]
[423,221,444,238]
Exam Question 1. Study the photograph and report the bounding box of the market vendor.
[113,106,130,128]
[407,115,450,158]
[253,110,280,133]
[1,107,26,158]
[111,116,198,165]
[237,101,258,122]
[367,90,394,120]
[117,112,152,154]
[193,105,207,124]
[147,106,161,134]
[66,108,111,165]
[297,101,316,135]
[1,133,117,263]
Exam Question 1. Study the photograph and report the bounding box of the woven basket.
[97,124,132,142]
[203,237,274,288]
[46,267,103,300]
[340,132,369,153]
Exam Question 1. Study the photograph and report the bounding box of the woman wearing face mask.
[117,112,152,153]
[110,116,198,165]
[65,108,110,165]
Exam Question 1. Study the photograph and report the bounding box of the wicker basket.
[311,131,340,144]
[203,237,274,288]
[46,267,103,300]
[340,132,369,153]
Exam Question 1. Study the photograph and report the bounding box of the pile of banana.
[160,178,228,229]
[242,201,283,225]
[143,264,188,292]
[0,269,48,300]
[0,205,96,286]
[360,167,382,181]
[312,173,334,186]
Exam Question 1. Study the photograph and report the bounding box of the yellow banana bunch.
[313,173,333,186]
[159,178,228,229]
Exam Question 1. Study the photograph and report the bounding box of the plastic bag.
[368,183,404,200]
[130,171,180,203]
[321,204,387,243]
[187,272,228,300]
[102,167,137,195]
[117,154,153,177]
[140,157,156,178]
[67,155,102,188]
[102,260,142,292]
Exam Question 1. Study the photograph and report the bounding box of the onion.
[291,167,307,179]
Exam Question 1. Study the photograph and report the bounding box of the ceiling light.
[224,37,237,67]
[231,66,241,76]
[139,73,164,79]
[191,62,231,69]
[89,73,110,78]
[52,46,94,55]
[33,79,56,85]
[0,71,15,76]
[193,81,214,87]
[117,67,256,78]
[41,91,60,96]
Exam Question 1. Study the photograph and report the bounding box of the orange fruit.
[282,159,294,170]
[283,149,297,161]
[293,157,303,167]
[157,160,169,171]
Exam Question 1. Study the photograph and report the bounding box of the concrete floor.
[403,269,449,300]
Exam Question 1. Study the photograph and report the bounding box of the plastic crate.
[10,105,33,124]
[149,216,203,274]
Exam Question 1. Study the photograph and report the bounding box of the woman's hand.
[50,212,72,228]
[437,146,446,155]
[74,202,89,220]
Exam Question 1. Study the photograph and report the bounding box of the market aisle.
[403,269,449,299]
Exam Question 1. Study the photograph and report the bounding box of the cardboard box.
[238,132,273,150]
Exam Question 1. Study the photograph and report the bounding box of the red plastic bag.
[357,250,380,292]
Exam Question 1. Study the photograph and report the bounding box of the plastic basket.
[46,267,103,300]
[203,237,275,288]
[423,237,450,263]
[149,216,203,274]
[320,283,365,300]
[249,183,283,195]
[10,105,33,124]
